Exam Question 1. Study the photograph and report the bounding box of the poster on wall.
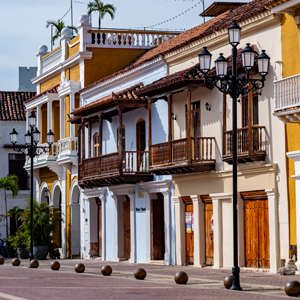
[185,212,192,224]
[186,223,192,233]
[192,213,194,231]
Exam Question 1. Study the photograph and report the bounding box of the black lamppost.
[198,21,270,290]
[10,111,54,264]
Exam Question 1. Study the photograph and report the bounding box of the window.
[93,132,99,157]
[242,93,258,127]
[185,101,201,137]
[9,154,28,190]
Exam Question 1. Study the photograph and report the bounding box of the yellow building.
[24,14,178,258]
[266,0,300,265]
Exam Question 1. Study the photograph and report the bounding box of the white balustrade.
[41,47,62,73]
[90,30,178,49]
[274,74,300,111]
[25,143,59,165]
[58,137,78,158]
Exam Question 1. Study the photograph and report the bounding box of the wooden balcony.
[223,125,266,164]
[149,137,216,175]
[78,151,153,188]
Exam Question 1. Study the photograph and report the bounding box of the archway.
[51,182,62,248]
[40,182,50,204]
[70,182,80,257]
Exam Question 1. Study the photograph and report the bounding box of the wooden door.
[243,191,269,269]
[151,198,164,260]
[204,202,214,265]
[185,201,194,264]
[98,203,102,257]
[123,201,131,259]
[136,120,146,170]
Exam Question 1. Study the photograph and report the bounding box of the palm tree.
[0,175,19,239]
[87,0,116,29]
[46,20,78,46]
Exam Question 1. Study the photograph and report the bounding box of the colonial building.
[266,0,300,270]
[0,91,35,239]
[24,13,179,259]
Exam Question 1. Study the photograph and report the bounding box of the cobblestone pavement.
[0,258,298,299]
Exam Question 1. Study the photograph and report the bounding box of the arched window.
[93,132,99,157]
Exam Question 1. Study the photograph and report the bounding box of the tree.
[87,0,116,29]
[0,175,19,239]
[46,20,78,46]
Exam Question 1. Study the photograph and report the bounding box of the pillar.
[70,93,75,138]
[47,100,53,132]
[99,191,106,261]
[162,190,171,265]
[112,195,120,262]
[128,193,136,263]
[144,192,151,263]
[59,97,65,140]
[36,105,42,143]
[174,196,185,265]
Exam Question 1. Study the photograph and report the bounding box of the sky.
[0,0,250,91]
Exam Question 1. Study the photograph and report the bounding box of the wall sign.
[138,191,143,198]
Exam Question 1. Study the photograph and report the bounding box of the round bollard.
[101,265,112,276]
[30,259,39,268]
[75,263,85,273]
[0,257,4,265]
[285,281,300,297]
[50,261,60,271]
[224,275,233,289]
[174,271,188,284]
[12,258,20,266]
[134,268,147,280]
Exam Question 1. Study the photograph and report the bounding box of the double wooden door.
[151,198,165,260]
[243,193,269,268]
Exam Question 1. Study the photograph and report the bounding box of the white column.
[26,110,29,131]
[266,189,280,273]
[112,195,120,262]
[99,193,106,261]
[144,192,151,263]
[174,196,185,265]
[211,196,222,268]
[60,166,67,258]
[47,100,52,132]
[59,97,65,140]
[191,195,205,268]
[128,193,136,263]
[69,93,75,138]
[162,190,171,265]
[78,16,92,52]
[36,105,42,143]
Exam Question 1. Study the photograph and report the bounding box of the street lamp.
[10,110,54,264]
[198,21,270,290]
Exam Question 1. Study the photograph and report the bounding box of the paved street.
[0,258,298,299]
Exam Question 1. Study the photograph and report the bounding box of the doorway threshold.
[150,260,164,265]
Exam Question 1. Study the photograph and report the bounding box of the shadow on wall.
[152,100,167,145]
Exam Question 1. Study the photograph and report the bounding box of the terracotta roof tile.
[0,91,36,121]
[80,0,266,94]
[24,85,59,104]
[200,2,247,17]
[71,83,147,118]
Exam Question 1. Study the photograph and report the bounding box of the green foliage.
[8,230,29,250]
[46,20,79,46]
[87,0,116,29]
[5,206,22,233]
[20,198,63,246]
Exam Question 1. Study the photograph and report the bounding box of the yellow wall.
[282,14,300,248]
[84,48,146,87]
[40,73,61,93]
[52,101,60,142]
[40,168,58,192]
[41,103,47,143]
[68,35,80,59]
[65,96,70,138]
[65,64,80,82]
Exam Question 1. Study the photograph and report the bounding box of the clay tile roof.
[136,48,247,98]
[80,0,266,94]
[264,0,290,7]
[24,84,59,104]
[200,2,247,17]
[0,91,36,121]
[71,83,147,117]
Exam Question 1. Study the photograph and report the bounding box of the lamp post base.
[29,253,35,262]
[230,266,242,290]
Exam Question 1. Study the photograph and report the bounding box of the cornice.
[109,184,136,195]
[164,11,279,68]
[81,56,166,100]
[139,179,172,193]
[83,187,107,198]
[58,76,82,98]
[25,92,58,110]
[32,51,93,85]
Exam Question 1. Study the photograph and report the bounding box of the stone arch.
[39,182,50,204]
[51,180,62,208]
[70,180,80,205]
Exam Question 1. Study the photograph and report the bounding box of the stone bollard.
[0,257,4,265]
[174,271,188,284]
[75,263,85,273]
[12,258,20,266]
[51,261,60,271]
[134,268,147,280]
[101,265,112,276]
[224,275,233,289]
[30,259,39,268]
[285,281,300,297]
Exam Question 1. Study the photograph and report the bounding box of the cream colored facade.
[161,10,288,272]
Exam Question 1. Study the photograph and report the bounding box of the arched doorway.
[70,184,80,257]
[52,184,62,248]
[40,183,50,204]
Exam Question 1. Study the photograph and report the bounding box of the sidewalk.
[0,258,297,299]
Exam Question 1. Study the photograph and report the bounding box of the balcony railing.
[223,126,266,162]
[41,46,62,73]
[150,137,216,168]
[274,74,300,111]
[25,142,59,165]
[89,29,178,49]
[58,137,78,158]
[79,151,149,180]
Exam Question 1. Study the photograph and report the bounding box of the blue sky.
[0,0,250,91]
